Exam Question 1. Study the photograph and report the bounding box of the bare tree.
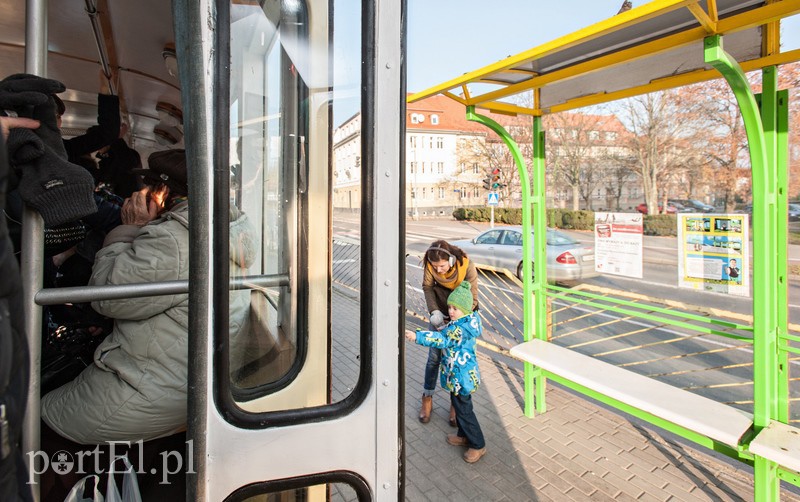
[544,112,617,210]
[619,90,688,215]
[456,118,532,208]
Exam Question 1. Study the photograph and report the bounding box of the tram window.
[227,1,309,395]
[232,481,367,501]
[224,0,364,407]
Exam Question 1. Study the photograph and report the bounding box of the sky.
[406,0,800,95]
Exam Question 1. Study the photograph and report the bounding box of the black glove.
[0,73,65,111]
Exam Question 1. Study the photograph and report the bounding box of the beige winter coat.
[42,202,256,444]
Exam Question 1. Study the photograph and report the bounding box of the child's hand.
[404,330,416,342]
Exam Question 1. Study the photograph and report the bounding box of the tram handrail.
[34,273,290,305]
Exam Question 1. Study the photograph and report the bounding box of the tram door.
[178,0,405,500]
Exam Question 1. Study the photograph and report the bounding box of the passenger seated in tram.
[41,148,256,445]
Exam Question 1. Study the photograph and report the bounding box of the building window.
[437,162,444,174]
[605,131,617,141]
[429,137,434,148]
[431,114,439,125]
[421,162,425,174]
[570,129,578,139]
[409,136,417,147]
[410,161,416,173]
[460,163,465,173]
[473,188,479,198]
[422,187,427,199]
[589,131,599,140]
[472,163,479,174]
[460,187,466,199]
[411,188,416,199]
[436,137,443,148]
[439,187,445,199]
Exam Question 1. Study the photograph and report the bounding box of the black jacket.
[0,130,33,501]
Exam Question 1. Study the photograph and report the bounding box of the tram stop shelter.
[409,1,800,500]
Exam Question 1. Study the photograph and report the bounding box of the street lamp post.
[412,147,419,220]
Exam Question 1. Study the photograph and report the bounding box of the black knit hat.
[133,149,188,196]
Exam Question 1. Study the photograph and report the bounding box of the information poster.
[594,212,643,278]
[678,214,749,297]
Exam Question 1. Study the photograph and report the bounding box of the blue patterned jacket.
[414,311,482,396]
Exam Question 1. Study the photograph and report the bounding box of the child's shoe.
[446,434,468,446]
[463,447,486,463]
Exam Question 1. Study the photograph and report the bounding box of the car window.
[475,230,503,245]
[501,231,523,246]
[545,230,579,246]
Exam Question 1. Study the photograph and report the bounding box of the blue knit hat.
[447,281,473,316]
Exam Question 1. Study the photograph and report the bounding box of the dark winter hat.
[133,149,188,196]
[447,281,473,316]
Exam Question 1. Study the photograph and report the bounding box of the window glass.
[475,230,502,245]
[228,2,306,393]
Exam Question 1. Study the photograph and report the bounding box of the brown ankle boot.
[463,447,486,463]
[449,404,457,427]
[419,395,432,423]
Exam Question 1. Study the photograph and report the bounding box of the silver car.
[451,226,598,282]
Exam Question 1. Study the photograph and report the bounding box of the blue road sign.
[487,192,500,206]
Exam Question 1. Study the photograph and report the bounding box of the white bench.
[749,420,800,472]
[510,339,754,448]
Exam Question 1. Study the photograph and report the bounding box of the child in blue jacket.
[406,280,486,463]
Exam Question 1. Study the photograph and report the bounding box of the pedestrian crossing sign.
[487,192,500,206]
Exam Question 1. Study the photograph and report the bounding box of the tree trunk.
[572,184,580,210]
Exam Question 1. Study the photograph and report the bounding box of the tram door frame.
[176,0,406,500]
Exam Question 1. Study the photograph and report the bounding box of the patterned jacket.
[414,311,482,396]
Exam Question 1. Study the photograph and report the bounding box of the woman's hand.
[121,187,159,226]
[429,310,444,328]
[405,330,416,342]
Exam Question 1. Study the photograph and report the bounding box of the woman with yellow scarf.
[418,240,479,426]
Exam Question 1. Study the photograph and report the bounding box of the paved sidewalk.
[403,341,800,501]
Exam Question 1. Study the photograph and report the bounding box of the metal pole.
[490,205,494,228]
[705,35,778,502]
[23,0,47,497]
[466,106,541,416]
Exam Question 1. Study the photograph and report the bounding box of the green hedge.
[642,214,677,236]
[453,207,677,236]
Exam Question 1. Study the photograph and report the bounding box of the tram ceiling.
[408,0,800,115]
[0,0,181,148]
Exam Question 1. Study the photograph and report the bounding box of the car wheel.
[516,262,534,282]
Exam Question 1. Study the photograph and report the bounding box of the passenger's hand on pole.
[121,187,159,226]
[405,330,416,342]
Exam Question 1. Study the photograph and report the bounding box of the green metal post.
[705,35,779,502]
[466,107,543,416]
[776,89,790,423]
[532,116,548,413]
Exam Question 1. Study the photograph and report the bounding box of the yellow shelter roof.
[408,0,800,116]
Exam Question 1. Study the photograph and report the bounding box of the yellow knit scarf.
[427,256,470,290]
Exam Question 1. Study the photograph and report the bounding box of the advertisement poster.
[594,212,643,278]
[678,214,749,297]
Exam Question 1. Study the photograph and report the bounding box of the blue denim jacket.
[414,311,482,396]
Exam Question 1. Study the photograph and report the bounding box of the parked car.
[789,203,800,221]
[450,227,598,282]
[669,199,715,213]
[741,203,800,221]
[635,202,682,215]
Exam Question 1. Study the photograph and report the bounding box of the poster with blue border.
[677,213,749,297]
